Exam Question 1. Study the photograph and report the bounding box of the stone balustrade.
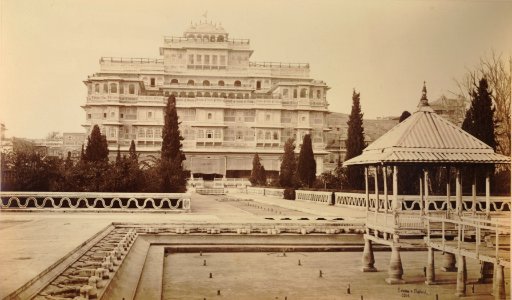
[295,190,332,205]
[0,192,191,211]
[246,187,285,198]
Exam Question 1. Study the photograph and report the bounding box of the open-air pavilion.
[343,83,510,298]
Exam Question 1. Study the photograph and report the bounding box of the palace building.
[83,21,331,178]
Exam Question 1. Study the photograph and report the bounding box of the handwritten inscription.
[397,287,428,298]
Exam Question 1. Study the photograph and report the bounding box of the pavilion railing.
[334,192,510,212]
[0,192,191,211]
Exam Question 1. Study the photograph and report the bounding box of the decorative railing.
[247,187,265,195]
[0,192,191,211]
[100,57,164,64]
[334,192,510,213]
[245,187,285,198]
[263,188,285,198]
[295,190,332,205]
[249,61,309,69]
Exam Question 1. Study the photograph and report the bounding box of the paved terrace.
[0,191,365,299]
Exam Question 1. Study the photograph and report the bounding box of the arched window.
[300,88,307,98]
[316,90,321,99]
[119,84,124,94]
[207,113,213,120]
[171,79,179,85]
[203,35,208,42]
[273,132,278,140]
[203,80,210,86]
[245,93,250,99]
[129,84,135,94]
[187,92,195,98]
[218,80,225,86]
[103,83,108,93]
[179,92,186,97]
[293,89,298,98]
[212,92,218,97]
[171,91,178,96]
[265,131,271,140]
[197,92,203,97]
[95,84,100,93]
[187,80,195,86]
[234,80,241,87]
[228,93,235,99]
[220,93,226,98]
[110,83,117,93]
[237,93,243,99]
[210,35,215,42]
[217,35,224,42]
[204,92,211,97]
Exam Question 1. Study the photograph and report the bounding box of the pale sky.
[1,0,511,139]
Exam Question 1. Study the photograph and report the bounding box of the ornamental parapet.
[0,192,191,211]
[99,57,164,72]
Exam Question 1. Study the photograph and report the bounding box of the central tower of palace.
[83,20,331,177]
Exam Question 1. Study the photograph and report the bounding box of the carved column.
[361,238,377,272]
[425,247,435,284]
[455,255,467,297]
[385,235,404,284]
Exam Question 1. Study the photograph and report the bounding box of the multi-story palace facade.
[83,21,331,178]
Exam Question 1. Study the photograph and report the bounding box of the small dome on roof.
[184,21,227,35]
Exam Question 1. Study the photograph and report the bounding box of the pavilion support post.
[455,255,467,297]
[419,172,424,216]
[485,170,490,219]
[385,235,404,284]
[361,238,377,272]
[383,166,389,226]
[441,252,457,272]
[472,169,477,215]
[424,169,429,215]
[425,247,435,285]
[493,263,506,299]
[455,167,462,216]
[365,167,369,219]
[446,166,451,217]
[392,166,398,211]
[478,261,494,283]
[374,166,379,223]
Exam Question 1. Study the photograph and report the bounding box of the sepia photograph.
[0,0,511,299]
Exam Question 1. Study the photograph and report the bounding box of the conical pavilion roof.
[343,84,510,166]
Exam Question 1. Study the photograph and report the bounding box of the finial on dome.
[419,81,429,107]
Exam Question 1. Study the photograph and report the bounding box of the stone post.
[362,238,377,272]
[385,236,404,284]
[425,247,435,284]
[441,252,457,272]
[493,263,506,299]
[455,255,467,297]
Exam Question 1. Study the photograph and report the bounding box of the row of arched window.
[93,83,136,95]
[185,34,226,42]
[169,91,251,99]
[170,79,242,87]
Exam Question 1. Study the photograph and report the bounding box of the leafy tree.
[297,134,316,188]
[84,125,109,162]
[279,138,297,188]
[399,111,411,123]
[344,89,365,190]
[160,95,187,192]
[250,153,266,185]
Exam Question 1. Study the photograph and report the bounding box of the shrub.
[284,188,295,200]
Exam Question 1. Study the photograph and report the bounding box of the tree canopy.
[344,89,365,190]
[279,138,297,188]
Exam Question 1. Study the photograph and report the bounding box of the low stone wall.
[246,187,285,198]
[295,190,333,205]
[0,192,191,211]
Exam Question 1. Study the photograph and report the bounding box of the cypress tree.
[84,125,109,162]
[129,140,137,163]
[399,111,411,123]
[297,134,316,188]
[115,145,121,165]
[344,89,365,190]
[279,138,297,188]
[250,153,263,185]
[160,95,187,192]
[462,78,496,150]
[64,151,73,170]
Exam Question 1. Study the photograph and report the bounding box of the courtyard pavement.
[0,191,365,298]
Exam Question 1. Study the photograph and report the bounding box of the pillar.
[361,238,377,272]
[478,261,494,283]
[455,255,467,297]
[392,166,398,211]
[446,166,451,216]
[424,169,429,215]
[386,235,404,284]
[472,169,477,214]
[383,166,388,213]
[441,252,457,272]
[485,170,490,218]
[374,166,379,220]
[425,247,435,284]
[419,172,424,216]
[365,167,369,218]
[455,168,462,216]
[493,263,506,299]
